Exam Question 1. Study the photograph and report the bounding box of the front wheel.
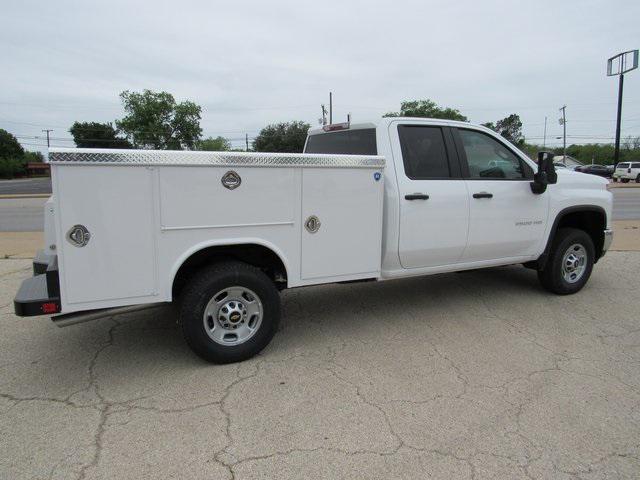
[613,177,618,183]
[537,228,595,295]
[636,175,640,184]
[180,261,280,363]
[621,178,630,183]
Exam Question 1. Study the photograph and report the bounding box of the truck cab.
[305,117,613,280]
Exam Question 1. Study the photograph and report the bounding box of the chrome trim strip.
[161,221,295,232]
[48,149,385,168]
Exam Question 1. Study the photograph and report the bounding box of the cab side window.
[398,125,451,179]
[459,129,530,180]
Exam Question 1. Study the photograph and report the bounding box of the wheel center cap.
[218,300,247,329]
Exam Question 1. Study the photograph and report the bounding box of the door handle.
[405,193,430,200]
[472,192,493,199]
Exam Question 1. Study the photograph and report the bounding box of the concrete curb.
[607,182,640,189]
[0,194,51,199]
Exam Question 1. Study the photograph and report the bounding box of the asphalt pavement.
[0,177,51,195]
[611,187,640,220]
[1,252,639,479]
[0,197,48,232]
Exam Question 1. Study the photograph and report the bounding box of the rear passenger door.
[391,122,470,268]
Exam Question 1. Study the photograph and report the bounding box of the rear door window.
[632,163,640,168]
[397,125,452,179]
[304,129,377,155]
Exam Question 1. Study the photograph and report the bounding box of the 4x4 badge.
[221,171,241,190]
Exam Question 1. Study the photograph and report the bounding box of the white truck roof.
[307,117,475,136]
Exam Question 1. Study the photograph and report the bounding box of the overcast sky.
[2,0,639,152]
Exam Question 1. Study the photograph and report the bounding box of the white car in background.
[612,162,640,183]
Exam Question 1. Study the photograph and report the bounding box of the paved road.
[1,187,639,232]
[0,177,51,195]
[1,253,639,479]
[611,187,640,220]
[0,197,48,232]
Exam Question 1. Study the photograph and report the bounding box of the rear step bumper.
[14,251,61,316]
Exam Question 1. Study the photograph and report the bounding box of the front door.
[391,122,470,268]
[452,128,549,262]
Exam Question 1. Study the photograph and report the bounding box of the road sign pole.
[614,73,624,167]
[607,49,637,168]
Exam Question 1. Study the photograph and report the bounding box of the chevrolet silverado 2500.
[14,118,614,363]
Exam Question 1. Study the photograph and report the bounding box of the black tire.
[636,175,640,184]
[180,261,280,363]
[613,177,618,183]
[621,178,630,183]
[537,228,595,295]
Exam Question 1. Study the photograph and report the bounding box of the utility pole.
[543,116,547,148]
[329,92,333,125]
[607,50,638,168]
[245,133,249,152]
[42,129,53,148]
[321,104,328,125]
[559,106,567,164]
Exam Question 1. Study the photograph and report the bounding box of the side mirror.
[531,151,557,194]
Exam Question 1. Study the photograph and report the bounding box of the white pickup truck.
[15,118,613,363]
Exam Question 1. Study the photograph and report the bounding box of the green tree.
[0,129,24,159]
[253,121,310,153]
[384,99,467,121]
[0,129,26,178]
[69,122,132,149]
[23,151,45,163]
[116,90,202,150]
[198,136,231,151]
[482,114,524,144]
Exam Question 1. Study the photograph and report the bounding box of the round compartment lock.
[305,215,321,234]
[221,170,242,190]
[67,224,91,247]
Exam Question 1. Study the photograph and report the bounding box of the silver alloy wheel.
[561,243,588,284]
[203,286,263,346]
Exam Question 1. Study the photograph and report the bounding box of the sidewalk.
[607,182,640,189]
[1,221,638,259]
[0,194,51,199]
[0,232,44,258]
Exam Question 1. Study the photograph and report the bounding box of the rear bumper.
[14,251,61,316]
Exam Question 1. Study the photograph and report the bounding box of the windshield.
[304,129,377,155]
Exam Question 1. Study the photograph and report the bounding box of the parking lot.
[1,252,639,479]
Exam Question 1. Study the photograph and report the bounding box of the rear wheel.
[622,178,630,183]
[537,228,595,295]
[613,177,618,183]
[636,174,640,184]
[180,261,280,363]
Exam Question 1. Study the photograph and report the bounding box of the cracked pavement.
[1,253,639,479]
